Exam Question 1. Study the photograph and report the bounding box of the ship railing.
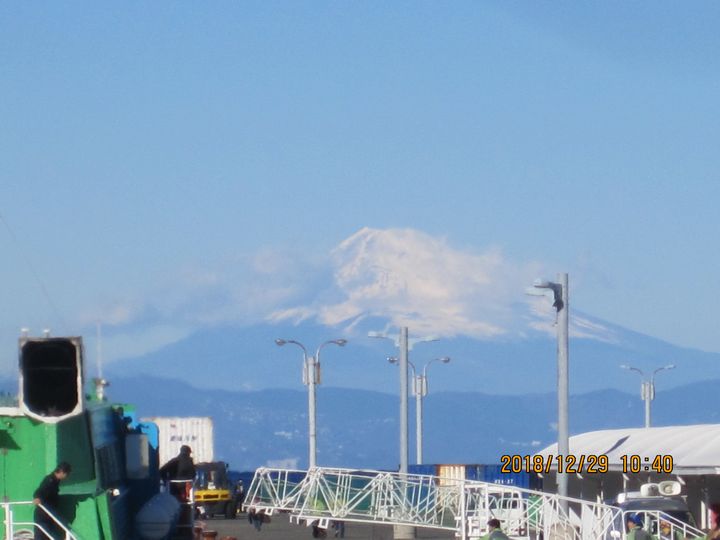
[244,466,629,539]
[243,467,309,516]
[1,500,80,540]
[618,509,705,540]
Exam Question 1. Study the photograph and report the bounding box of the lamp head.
[333,339,348,347]
[387,356,398,364]
[275,339,287,347]
[440,357,451,364]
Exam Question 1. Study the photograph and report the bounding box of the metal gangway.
[2,501,79,540]
[244,467,706,540]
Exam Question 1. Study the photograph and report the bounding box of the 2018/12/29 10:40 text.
[499,454,674,474]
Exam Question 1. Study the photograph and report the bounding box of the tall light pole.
[532,273,569,502]
[620,364,675,428]
[389,356,450,464]
[275,338,347,468]
[369,328,438,475]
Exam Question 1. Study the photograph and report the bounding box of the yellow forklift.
[193,462,244,519]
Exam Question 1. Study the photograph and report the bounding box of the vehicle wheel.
[226,500,237,519]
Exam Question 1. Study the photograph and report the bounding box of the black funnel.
[19,337,84,422]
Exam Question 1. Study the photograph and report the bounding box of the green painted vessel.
[1,336,165,539]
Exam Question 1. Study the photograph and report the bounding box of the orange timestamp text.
[500,454,674,474]
[500,454,609,474]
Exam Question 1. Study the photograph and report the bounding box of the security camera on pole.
[532,273,569,506]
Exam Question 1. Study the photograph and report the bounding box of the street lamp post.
[369,327,438,475]
[620,364,675,428]
[399,328,409,475]
[532,273,569,502]
[275,338,347,469]
[389,356,450,464]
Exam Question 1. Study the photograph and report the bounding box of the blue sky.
[1,2,720,372]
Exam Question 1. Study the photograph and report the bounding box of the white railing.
[618,510,704,540]
[245,467,638,539]
[1,500,79,540]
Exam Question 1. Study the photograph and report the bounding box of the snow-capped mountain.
[268,227,618,343]
[105,228,720,395]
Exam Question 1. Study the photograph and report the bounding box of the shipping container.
[465,464,484,481]
[437,464,466,486]
[482,464,541,491]
[143,416,214,466]
[405,464,541,491]
[408,464,437,476]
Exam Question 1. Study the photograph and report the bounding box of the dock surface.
[203,514,454,539]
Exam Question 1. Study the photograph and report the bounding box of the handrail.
[1,500,80,540]
[619,509,705,539]
[244,467,706,540]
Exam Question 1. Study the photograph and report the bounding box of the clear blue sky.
[2,2,720,371]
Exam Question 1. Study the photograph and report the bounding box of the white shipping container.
[143,416,214,467]
[437,464,466,487]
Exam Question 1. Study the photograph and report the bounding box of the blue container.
[408,464,437,476]
[465,464,484,481]
[483,464,537,489]
[406,464,541,491]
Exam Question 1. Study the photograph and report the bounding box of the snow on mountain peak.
[270,227,550,339]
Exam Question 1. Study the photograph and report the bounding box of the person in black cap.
[160,445,196,500]
[626,513,652,540]
[32,462,72,539]
[481,518,510,539]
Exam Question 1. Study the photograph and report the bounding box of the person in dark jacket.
[32,462,71,540]
[160,445,196,500]
[626,514,652,540]
[481,518,510,539]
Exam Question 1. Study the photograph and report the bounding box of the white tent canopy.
[536,424,720,475]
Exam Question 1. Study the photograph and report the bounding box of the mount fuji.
[107,228,720,395]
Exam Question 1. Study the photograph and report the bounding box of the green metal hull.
[1,336,161,539]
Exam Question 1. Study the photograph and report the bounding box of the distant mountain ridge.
[109,375,720,470]
[1,373,715,470]
[104,316,720,396]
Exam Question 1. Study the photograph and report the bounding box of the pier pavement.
[201,514,455,540]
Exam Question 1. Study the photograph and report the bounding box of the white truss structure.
[244,467,705,540]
